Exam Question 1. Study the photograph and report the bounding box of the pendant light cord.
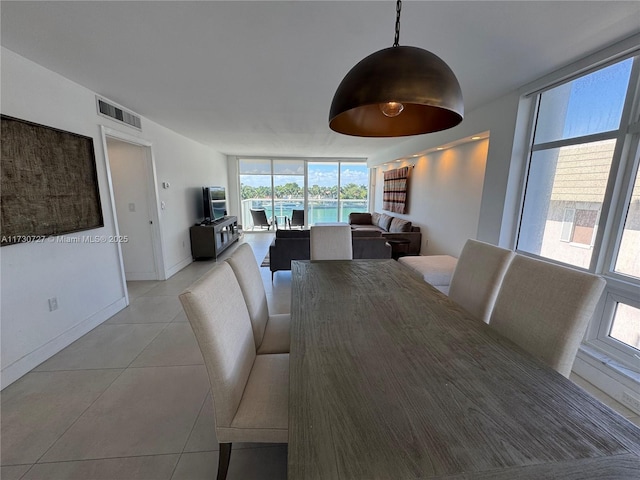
[393,0,402,47]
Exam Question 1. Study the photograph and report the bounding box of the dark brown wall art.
[383,166,411,214]
[1,115,103,245]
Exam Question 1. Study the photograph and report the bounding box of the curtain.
[383,166,410,214]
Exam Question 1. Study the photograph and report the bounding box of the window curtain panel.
[383,166,410,214]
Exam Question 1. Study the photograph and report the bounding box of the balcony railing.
[241,198,367,229]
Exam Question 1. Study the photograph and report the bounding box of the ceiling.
[2,1,639,159]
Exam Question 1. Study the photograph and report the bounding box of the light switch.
[128,203,136,212]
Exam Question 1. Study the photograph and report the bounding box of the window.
[518,60,632,269]
[613,160,640,280]
[517,54,640,372]
[238,158,369,229]
[560,207,599,246]
[610,303,640,350]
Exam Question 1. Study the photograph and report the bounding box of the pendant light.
[329,0,463,137]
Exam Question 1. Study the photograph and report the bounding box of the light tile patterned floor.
[1,232,638,479]
[1,232,289,480]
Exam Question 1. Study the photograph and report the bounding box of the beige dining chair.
[179,262,288,480]
[448,239,514,323]
[226,243,290,354]
[310,224,353,260]
[489,254,606,377]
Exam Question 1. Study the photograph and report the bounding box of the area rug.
[261,252,270,267]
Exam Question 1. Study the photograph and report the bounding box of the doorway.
[103,129,164,284]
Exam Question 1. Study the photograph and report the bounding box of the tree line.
[241,182,367,200]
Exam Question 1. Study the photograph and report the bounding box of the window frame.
[237,157,370,228]
[515,51,640,374]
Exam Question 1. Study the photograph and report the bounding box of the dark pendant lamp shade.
[329,46,464,137]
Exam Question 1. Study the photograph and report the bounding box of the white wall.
[139,121,228,277]
[369,92,521,252]
[1,48,227,388]
[374,139,488,256]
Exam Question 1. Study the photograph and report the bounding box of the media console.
[189,216,240,259]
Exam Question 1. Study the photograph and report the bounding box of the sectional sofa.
[268,228,391,278]
[348,212,422,255]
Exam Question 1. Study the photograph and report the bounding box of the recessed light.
[471,136,481,140]
[437,147,444,151]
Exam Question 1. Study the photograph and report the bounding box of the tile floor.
[1,233,289,480]
[1,232,638,479]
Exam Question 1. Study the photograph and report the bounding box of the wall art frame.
[1,115,104,246]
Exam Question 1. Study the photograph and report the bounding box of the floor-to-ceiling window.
[239,158,369,229]
[339,162,370,221]
[273,159,305,226]
[239,158,274,227]
[308,162,339,223]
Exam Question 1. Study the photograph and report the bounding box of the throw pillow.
[371,212,381,226]
[389,217,412,233]
[377,213,393,231]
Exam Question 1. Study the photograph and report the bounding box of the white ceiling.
[2,1,639,159]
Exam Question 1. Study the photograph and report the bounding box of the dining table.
[288,259,640,479]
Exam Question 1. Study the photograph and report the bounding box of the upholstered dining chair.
[250,208,276,230]
[448,239,514,323]
[226,243,290,354]
[489,254,606,377]
[310,224,353,260]
[290,209,305,229]
[179,263,288,480]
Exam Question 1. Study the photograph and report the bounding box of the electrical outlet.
[621,391,640,415]
[48,297,58,312]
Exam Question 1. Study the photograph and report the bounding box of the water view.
[242,199,367,227]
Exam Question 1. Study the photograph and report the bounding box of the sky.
[240,162,369,188]
[537,57,632,143]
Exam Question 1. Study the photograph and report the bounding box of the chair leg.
[217,443,232,480]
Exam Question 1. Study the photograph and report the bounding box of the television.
[203,186,227,223]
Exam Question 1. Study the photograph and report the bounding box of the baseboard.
[124,271,160,281]
[165,256,193,279]
[0,297,128,390]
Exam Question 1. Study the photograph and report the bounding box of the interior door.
[106,137,158,280]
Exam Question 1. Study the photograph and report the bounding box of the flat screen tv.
[203,186,227,223]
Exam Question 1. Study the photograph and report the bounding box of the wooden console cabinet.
[189,216,240,259]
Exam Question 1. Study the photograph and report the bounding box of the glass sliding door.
[273,159,305,228]
[238,158,370,229]
[308,162,339,224]
[239,159,274,230]
[340,162,369,221]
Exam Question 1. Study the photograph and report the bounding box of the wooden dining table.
[288,259,640,479]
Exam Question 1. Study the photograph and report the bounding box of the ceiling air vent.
[96,97,142,130]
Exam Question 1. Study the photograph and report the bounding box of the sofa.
[348,212,422,255]
[268,228,392,278]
